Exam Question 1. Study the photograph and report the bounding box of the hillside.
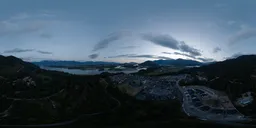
[0,55,39,76]
[0,56,117,125]
[181,55,256,116]
[154,59,202,66]
[183,55,256,79]
[139,61,159,67]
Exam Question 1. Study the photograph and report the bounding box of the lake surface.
[41,67,145,75]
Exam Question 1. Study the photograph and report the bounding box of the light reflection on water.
[41,67,146,75]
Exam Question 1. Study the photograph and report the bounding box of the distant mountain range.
[139,59,203,67]
[32,60,121,67]
[33,59,204,67]
[139,61,160,67]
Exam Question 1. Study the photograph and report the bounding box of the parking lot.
[182,86,247,121]
[110,74,249,122]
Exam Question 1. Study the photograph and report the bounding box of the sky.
[0,0,256,63]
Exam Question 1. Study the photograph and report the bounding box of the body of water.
[41,67,145,75]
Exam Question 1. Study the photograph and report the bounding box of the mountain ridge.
[139,58,203,67]
[32,60,121,67]
[32,58,204,67]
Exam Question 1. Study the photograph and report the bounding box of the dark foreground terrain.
[1,55,256,127]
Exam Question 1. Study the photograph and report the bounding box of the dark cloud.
[3,48,53,55]
[92,31,130,51]
[179,41,201,56]
[131,55,172,60]
[162,51,213,62]
[197,57,215,62]
[91,32,202,57]
[106,54,137,58]
[4,48,34,53]
[40,33,52,39]
[173,52,196,59]
[120,46,137,49]
[142,33,201,56]
[162,52,172,55]
[88,54,99,59]
[213,47,221,53]
[142,33,180,50]
[37,50,53,54]
[108,53,214,62]
[107,54,172,60]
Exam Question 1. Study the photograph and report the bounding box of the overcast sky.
[0,0,256,63]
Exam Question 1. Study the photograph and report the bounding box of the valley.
[0,55,256,127]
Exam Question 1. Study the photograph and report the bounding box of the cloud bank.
[4,48,34,53]
[197,57,215,62]
[88,54,99,59]
[162,51,214,62]
[141,33,180,50]
[92,31,130,51]
[120,46,137,49]
[106,54,172,60]
[92,32,202,57]
[3,48,53,55]
[162,52,196,59]
[37,50,53,54]
[141,33,201,56]
[179,41,201,56]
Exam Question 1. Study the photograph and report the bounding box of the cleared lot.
[182,86,248,122]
